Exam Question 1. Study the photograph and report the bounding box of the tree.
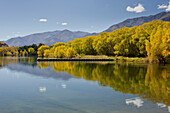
[0,47,3,56]
[54,46,65,58]
[13,51,19,56]
[37,45,50,57]
[93,34,115,55]
[82,36,96,55]
[6,51,12,56]
[145,22,170,63]
[22,49,28,56]
[71,38,83,54]
[53,42,66,48]
[36,20,169,62]
[44,49,50,57]
[66,47,75,58]
[28,48,35,55]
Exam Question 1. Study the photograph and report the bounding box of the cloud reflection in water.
[125,97,144,108]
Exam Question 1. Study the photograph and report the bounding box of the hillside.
[105,12,170,32]
[0,41,8,47]
[4,30,97,47]
[4,12,170,47]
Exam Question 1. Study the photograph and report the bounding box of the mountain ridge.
[105,11,170,32]
[4,30,97,47]
[3,11,170,47]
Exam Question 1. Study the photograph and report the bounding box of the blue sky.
[0,0,170,41]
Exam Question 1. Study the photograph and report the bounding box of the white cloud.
[158,2,170,11]
[166,2,170,11]
[158,4,168,9]
[126,3,145,13]
[39,19,47,22]
[61,22,68,26]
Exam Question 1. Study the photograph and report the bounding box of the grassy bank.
[79,55,170,63]
[81,55,149,63]
[38,55,170,63]
[38,55,154,63]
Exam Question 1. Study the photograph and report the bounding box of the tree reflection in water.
[38,62,170,106]
[0,57,169,107]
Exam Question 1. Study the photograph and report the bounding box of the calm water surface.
[0,57,169,113]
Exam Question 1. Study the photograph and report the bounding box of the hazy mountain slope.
[4,30,97,47]
[7,64,73,80]
[105,12,170,32]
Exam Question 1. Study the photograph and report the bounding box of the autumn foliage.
[37,20,170,63]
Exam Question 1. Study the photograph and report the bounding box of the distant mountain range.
[4,30,97,47]
[3,11,170,47]
[105,11,170,32]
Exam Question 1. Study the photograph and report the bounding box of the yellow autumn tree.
[28,47,35,55]
[44,49,50,57]
[37,45,50,57]
[66,47,75,58]
[54,46,65,58]
[145,22,170,63]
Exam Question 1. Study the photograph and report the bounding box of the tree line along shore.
[0,20,169,63]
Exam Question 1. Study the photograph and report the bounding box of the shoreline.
[37,58,114,61]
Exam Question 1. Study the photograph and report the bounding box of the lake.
[0,57,169,113]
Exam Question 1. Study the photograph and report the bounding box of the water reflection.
[0,57,73,80]
[61,83,67,89]
[39,87,46,93]
[0,57,169,108]
[126,97,144,108]
[157,103,170,112]
[37,62,170,107]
